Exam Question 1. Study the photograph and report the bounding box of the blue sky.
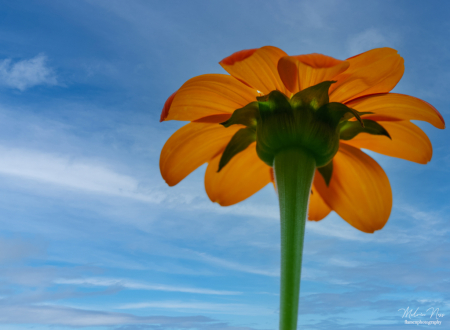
[0,0,449,329]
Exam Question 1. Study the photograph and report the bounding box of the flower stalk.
[274,148,316,330]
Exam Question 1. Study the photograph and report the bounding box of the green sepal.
[221,102,259,128]
[341,111,373,122]
[316,102,363,127]
[339,119,391,141]
[318,160,333,186]
[290,81,335,110]
[218,127,256,172]
[257,90,291,120]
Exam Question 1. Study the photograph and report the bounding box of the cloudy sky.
[0,1,449,329]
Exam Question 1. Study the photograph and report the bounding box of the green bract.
[219,81,389,182]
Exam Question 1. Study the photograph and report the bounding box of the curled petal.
[278,54,349,93]
[220,46,288,95]
[308,174,332,221]
[160,122,241,186]
[330,48,404,103]
[342,121,432,164]
[220,48,258,65]
[160,91,177,122]
[205,143,271,206]
[314,143,392,233]
[162,74,258,122]
[346,93,445,129]
[295,53,347,68]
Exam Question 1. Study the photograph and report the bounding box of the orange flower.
[160,46,445,233]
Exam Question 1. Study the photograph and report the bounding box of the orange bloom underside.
[160,46,445,233]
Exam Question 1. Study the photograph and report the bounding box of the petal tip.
[437,112,446,129]
[354,220,387,234]
[159,168,177,187]
[160,91,177,122]
[346,47,399,60]
[219,48,258,66]
[217,199,233,207]
[165,179,177,187]
[415,97,445,129]
[294,53,348,69]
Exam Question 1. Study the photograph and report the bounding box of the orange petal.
[220,48,258,66]
[160,122,241,186]
[160,91,177,122]
[330,48,404,103]
[193,114,232,124]
[220,46,288,95]
[314,143,392,233]
[277,54,349,93]
[205,143,271,206]
[308,174,332,221]
[163,74,258,122]
[346,93,445,129]
[342,121,432,164]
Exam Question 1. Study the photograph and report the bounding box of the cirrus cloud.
[0,54,57,91]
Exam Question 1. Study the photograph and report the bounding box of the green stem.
[274,148,316,330]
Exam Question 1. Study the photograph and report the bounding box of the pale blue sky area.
[0,1,449,329]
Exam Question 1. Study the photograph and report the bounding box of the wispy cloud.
[0,304,264,329]
[328,258,360,268]
[118,301,275,315]
[305,212,424,244]
[195,252,279,277]
[0,145,165,203]
[55,277,241,295]
[0,54,57,91]
[0,304,213,327]
[347,28,387,55]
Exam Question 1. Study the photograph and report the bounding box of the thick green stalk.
[274,148,316,330]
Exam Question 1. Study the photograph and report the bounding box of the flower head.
[160,46,444,233]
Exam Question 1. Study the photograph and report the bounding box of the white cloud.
[121,300,235,310]
[0,54,57,91]
[0,305,212,326]
[328,258,360,268]
[195,252,279,277]
[0,304,264,328]
[347,28,387,55]
[118,300,275,315]
[55,277,240,295]
[196,201,279,220]
[306,216,415,244]
[306,217,369,241]
[0,146,165,203]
